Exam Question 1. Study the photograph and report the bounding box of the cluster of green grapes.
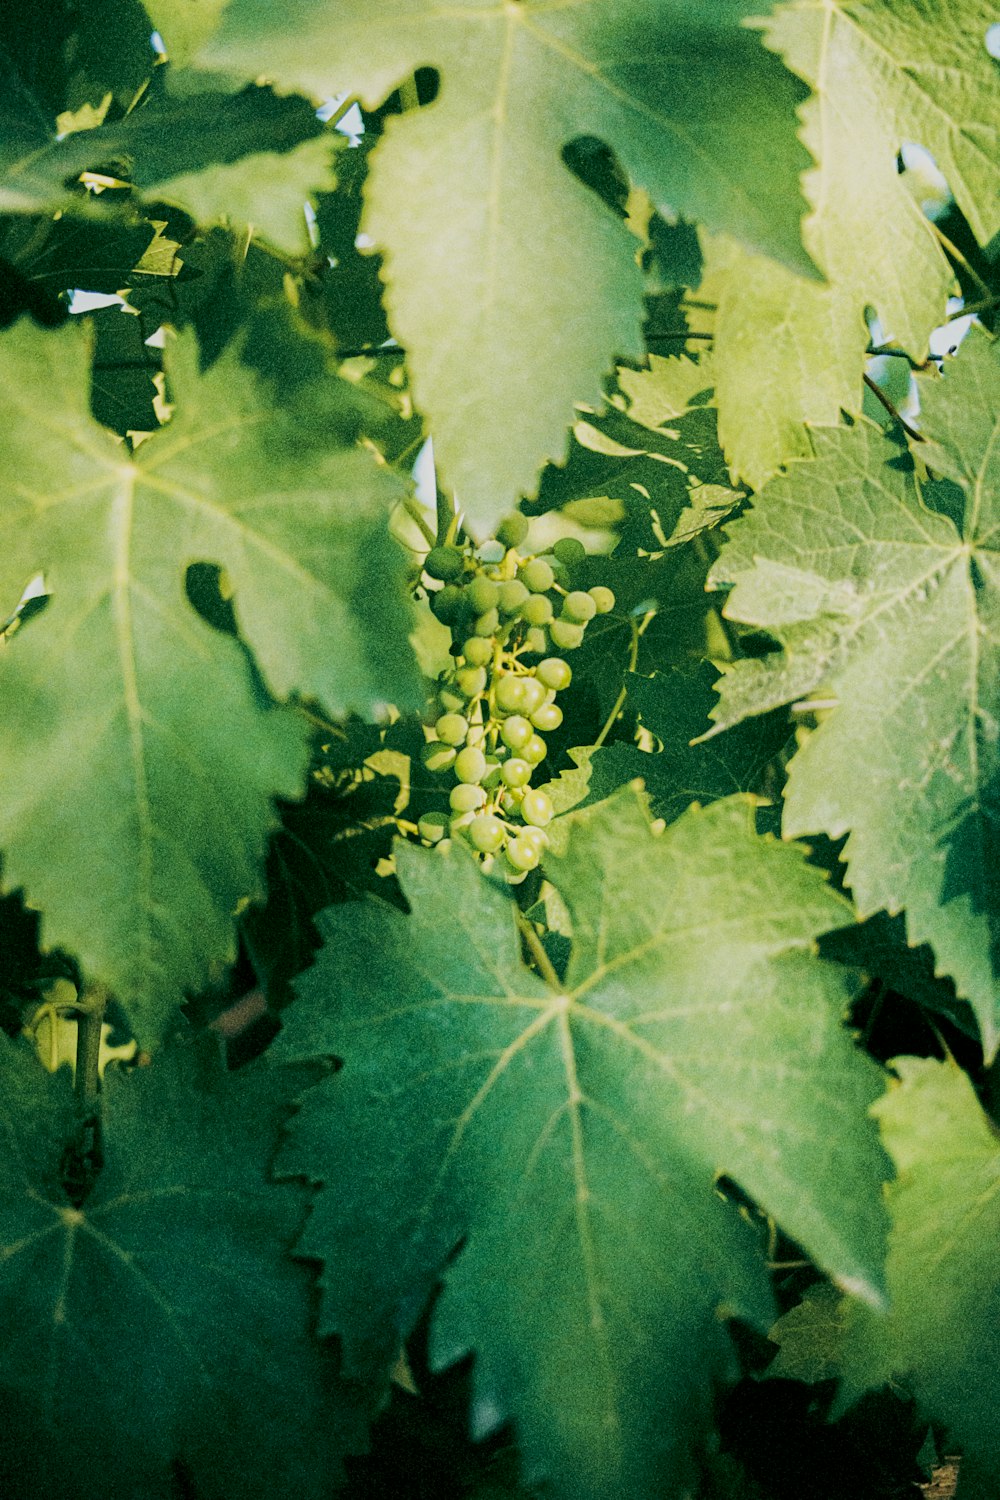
[416,513,614,879]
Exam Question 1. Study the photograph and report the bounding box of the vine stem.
[516,910,563,992]
[592,613,650,749]
[862,372,924,442]
[74,985,108,1111]
[402,493,435,545]
[929,221,991,299]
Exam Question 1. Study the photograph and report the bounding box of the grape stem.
[592,611,651,749]
[74,983,108,1110]
[516,910,563,992]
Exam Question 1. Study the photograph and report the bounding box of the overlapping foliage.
[0,1,997,1496]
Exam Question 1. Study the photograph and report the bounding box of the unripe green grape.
[477,539,505,565]
[531,701,563,731]
[418,811,449,843]
[501,757,532,789]
[424,545,464,581]
[454,745,488,783]
[505,836,541,872]
[553,536,586,566]
[549,618,585,651]
[523,733,547,765]
[463,636,493,667]
[450,782,486,814]
[497,579,529,615]
[435,712,469,746]
[521,789,554,827]
[421,741,457,773]
[430,585,465,624]
[499,787,524,813]
[562,589,597,624]
[473,607,500,638]
[520,594,553,626]
[522,627,548,656]
[469,813,506,853]
[495,675,529,713]
[588,585,616,614]
[482,758,502,789]
[537,657,572,691]
[455,665,487,698]
[467,575,500,615]
[436,837,452,854]
[518,676,546,716]
[496,512,529,549]
[518,824,548,855]
[518,558,555,593]
[438,685,465,713]
[501,714,533,750]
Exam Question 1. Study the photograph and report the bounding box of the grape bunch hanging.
[417,513,615,878]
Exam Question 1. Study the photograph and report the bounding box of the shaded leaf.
[0,1032,367,1500]
[840,1057,1000,1484]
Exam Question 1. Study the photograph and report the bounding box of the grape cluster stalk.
[417,513,615,879]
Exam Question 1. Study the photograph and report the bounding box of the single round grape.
[418,811,449,844]
[497,579,530,615]
[521,789,554,827]
[518,824,548,854]
[536,657,572,691]
[553,536,586,566]
[439,685,465,713]
[436,837,452,854]
[469,813,506,853]
[477,539,505,565]
[501,757,532,789]
[562,589,597,624]
[455,665,487,698]
[588,585,616,614]
[522,733,547,765]
[495,675,529,714]
[549,618,585,651]
[430,585,465,624]
[496,512,529,549]
[435,712,469,746]
[531,701,563,731]
[505,837,541,872]
[472,607,500,638]
[518,558,555,593]
[522,627,548,656]
[424,545,464,582]
[518,676,546,716]
[454,745,488,784]
[501,714,533,750]
[520,594,553,627]
[499,786,523,813]
[467,575,500,615]
[463,636,493,667]
[421,741,457,773]
[450,782,486,814]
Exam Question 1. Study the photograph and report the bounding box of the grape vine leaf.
[692,0,1000,489]
[196,0,815,528]
[707,328,1000,1055]
[0,317,419,1044]
[838,1057,1000,1483]
[541,662,791,826]
[765,1281,846,1384]
[0,1033,368,1500]
[0,49,329,225]
[275,790,889,1499]
[529,355,743,553]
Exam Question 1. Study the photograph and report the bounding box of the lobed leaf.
[275,789,888,1498]
[198,0,815,527]
[0,318,419,1042]
[708,327,1000,1053]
